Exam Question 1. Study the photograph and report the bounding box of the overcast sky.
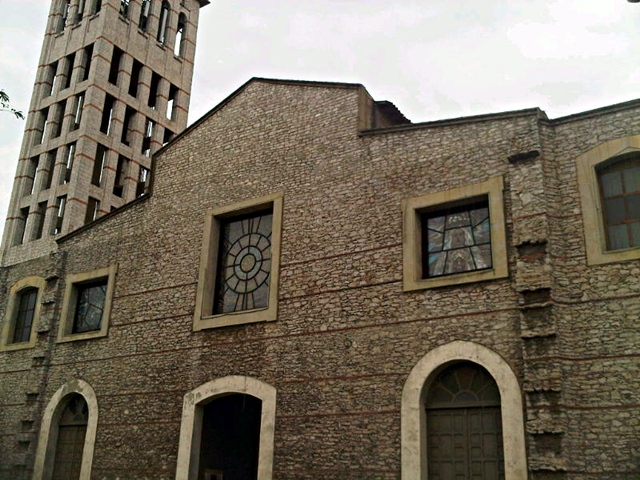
[1,0,639,237]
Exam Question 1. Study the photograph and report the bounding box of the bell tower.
[1,0,209,266]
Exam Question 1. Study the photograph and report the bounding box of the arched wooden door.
[52,394,89,480]
[426,362,505,480]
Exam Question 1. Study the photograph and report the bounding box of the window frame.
[0,276,45,351]
[402,176,508,290]
[576,135,640,265]
[194,193,283,330]
[57,265,117,343]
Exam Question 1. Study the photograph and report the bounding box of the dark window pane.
[601,170,623,198]
[605,197,626,224]
[608,224,629,251]
[73,281,107,333]
[12,288,38,343]
[631,222,640,247]
[627,194,640,220]
[623,166,640,193]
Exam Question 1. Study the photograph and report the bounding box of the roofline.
[154,77,366,157]
[549,97,640,125]
[360,107,546,136]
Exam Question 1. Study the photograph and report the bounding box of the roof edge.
[360,107,546,136]
[549,98,640,125]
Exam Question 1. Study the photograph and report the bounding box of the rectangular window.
[142,118,154,156]
[73,92,84,129]
[58,265,117,342]
[194,194,284,330]
[100,95,115,135]
[121,107,135,145]
[157,2,170,44]
[174,14,186,57]
[167,84,178,120]
[163,128,174,146]
[33,201,47,240]
[52,100,66,138]
[139,0,151,31]
[85,197,100,224]
[52,196,66,235]
[35,107,49,145]
[42,150,56,190]
[109,47,124,85]
[148,72,161,109]
[62,53,75,90]
[44,61,58,97]
[81,44,93,81]
[61,143,76,184]
[129,59,142,97]
[92,144,107,186]
[12,207,29,246]
[25,156,39,196]
[136,166,150,197]
[91,0,102,15]
[76,0,86,22]
[113,155,129,197]
[403,176,507,290]
[59,0,71,32]
[120,0,130,18]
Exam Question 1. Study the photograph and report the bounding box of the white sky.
[1,0,639,237]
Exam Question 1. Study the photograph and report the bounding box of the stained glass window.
[214,209,273,314]
[12,288,38,344]
[72,280,107,333]
[598,157,640,251]
[421,199,492,278]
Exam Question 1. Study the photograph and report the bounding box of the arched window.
[0,277,45,351]
[174,13,187,56]
[176,376,276,480]
[139,0,152,32]
[33,380,98,480]
[426,362,504,479]
[157,1,170,44]
[401,341,527,480]
[597,153,640,251]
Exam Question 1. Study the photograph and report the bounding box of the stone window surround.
[57,264,117,343]
[33,379,99,480]
[0,276,46,351]
[402,176,508,290]
[401,340,528,480]
[175,375,277,480]
[576,134,640,265]
[193,193,283,330]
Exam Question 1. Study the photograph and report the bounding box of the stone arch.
[175,375,277,480]
[33,379,99,480]
[401,341,527,480]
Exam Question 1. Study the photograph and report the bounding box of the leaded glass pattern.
[598,157,640,251]
[12,288,37,344]
[421,200,492,278]
[214,209,272,314]
[426,362,501,409]
[72,280,107,333]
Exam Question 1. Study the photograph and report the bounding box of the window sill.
[195,307,277,331]
[57,329,108,343]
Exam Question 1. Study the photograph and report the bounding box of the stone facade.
[0,77,639,479]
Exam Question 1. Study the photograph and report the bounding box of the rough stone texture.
[0,79,638,479]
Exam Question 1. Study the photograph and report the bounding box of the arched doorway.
[426,362,505,479]
[52,394,89,479]
[198,393,262,480]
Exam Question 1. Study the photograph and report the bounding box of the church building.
[0,1,639,479]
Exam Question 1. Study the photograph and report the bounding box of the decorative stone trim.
[402,176,508,290]
[576,135,640,265]
[193,193,283,330]
[0,276,46,351]
[56,264,117,343]
[401,340,528,480]
[32,379,99,480]
[175,376,277,480]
